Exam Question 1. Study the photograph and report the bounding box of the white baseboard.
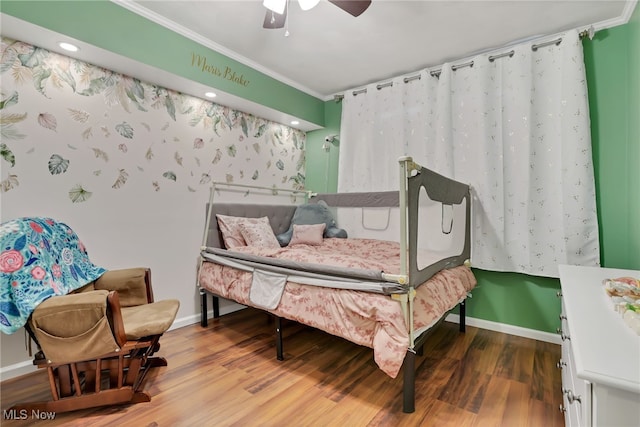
[0,360,37,382]
[168,302,245,330]
[446,313,562,345]
[0,307,558,382]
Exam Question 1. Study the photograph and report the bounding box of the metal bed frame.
[197,156,472,413]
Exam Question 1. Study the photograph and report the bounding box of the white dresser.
[558,265,640,427]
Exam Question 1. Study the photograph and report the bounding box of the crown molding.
[111,0,325,101]
[591,0,638,30]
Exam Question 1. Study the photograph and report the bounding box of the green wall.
[305,100,341,193]
[585,6,640,270]
[0,0,325,126]
[631,6,640,269]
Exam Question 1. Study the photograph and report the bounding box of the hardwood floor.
[1,308,564,426]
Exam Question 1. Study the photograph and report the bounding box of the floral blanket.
[199,238,477,378]
[230,238,401,274]
[0,217,106,334]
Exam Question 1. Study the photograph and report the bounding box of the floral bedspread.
[0,217,106,334]
[198,238,476,378]
[230,238,401,273]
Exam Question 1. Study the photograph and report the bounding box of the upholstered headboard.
[204,203,298,248]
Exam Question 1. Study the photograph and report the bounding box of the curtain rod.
[333,26,596,102]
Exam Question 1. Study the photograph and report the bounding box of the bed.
[196,157,476,413]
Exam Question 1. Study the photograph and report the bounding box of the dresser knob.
[566,390,582,404]
[556,359,566,369]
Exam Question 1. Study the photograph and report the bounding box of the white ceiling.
[123,0,636,99]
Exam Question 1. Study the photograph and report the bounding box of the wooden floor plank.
[472,375,511,427]
[528,397,565,427]
[494,335,536,384]
[0,308,564,426]
[415,356,460,399]
[463,328,506,375]
[531,340,562,405]
[422,399,477,427]
[501,380,531,426]
[436,340,495,414]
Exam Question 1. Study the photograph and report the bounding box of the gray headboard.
[204,203,298,248]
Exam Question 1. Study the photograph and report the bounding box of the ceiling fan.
[263,0,372,29]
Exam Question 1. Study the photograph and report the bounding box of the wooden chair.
[9,268,179,413]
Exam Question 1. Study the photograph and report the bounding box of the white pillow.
[216,215,271,249]
[239,220,280,248]
[289,223,326,246]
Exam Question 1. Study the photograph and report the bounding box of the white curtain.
[338,30,600,278]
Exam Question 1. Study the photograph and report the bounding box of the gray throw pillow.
[277,200,347,246]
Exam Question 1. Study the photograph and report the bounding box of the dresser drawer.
[559,296,589,427]
[562,338,590,427]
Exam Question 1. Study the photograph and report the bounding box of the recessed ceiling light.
[290,120,299,125]
[58,42,79,52]
[205,92,217,98]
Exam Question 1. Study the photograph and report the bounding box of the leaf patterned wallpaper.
[0,38,308,364]
[0,37,306,203]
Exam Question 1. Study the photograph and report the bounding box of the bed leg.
[459,299,466,333]
[403,349,416,413]
[275,316,284,361]
[200,289,208,327]
[213,296,220,319]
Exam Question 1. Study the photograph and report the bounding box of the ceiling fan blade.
[263,9,287,29]
[328,0,372,17]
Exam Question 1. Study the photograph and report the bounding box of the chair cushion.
[121,299,180,340]
[94,268,149,307]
